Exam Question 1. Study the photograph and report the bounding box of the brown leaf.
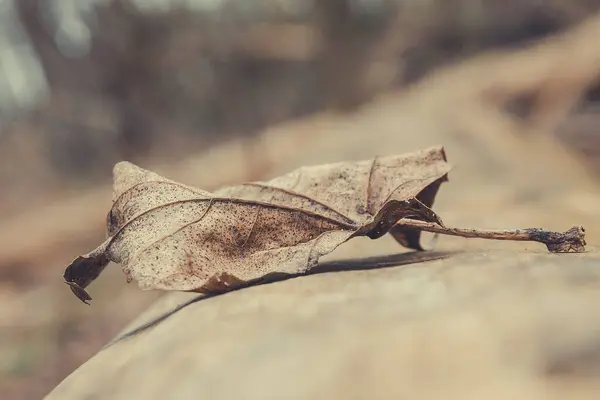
[63,146,451,303]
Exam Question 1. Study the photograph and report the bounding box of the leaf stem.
[395,219,586,253]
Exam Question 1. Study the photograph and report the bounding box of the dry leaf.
[63,145,586,305]
[63,146,450,304]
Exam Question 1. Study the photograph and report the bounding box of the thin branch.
[395,219,586,253]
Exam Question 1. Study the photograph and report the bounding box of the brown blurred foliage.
[2,0,599,189]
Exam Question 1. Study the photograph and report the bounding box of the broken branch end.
[529,226,586,253]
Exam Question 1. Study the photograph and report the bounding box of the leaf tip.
[63,247,110,305]
[64,281,92,305]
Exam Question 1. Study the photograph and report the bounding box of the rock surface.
[47,250,600,400]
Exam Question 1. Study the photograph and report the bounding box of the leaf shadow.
[104,250,456,348]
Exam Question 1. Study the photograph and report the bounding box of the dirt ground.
[4,13,600,400]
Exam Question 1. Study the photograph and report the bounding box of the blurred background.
[2,0,600,398]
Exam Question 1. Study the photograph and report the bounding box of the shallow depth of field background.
[2,1,600,398]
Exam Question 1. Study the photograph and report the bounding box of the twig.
[395,219,586,253]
